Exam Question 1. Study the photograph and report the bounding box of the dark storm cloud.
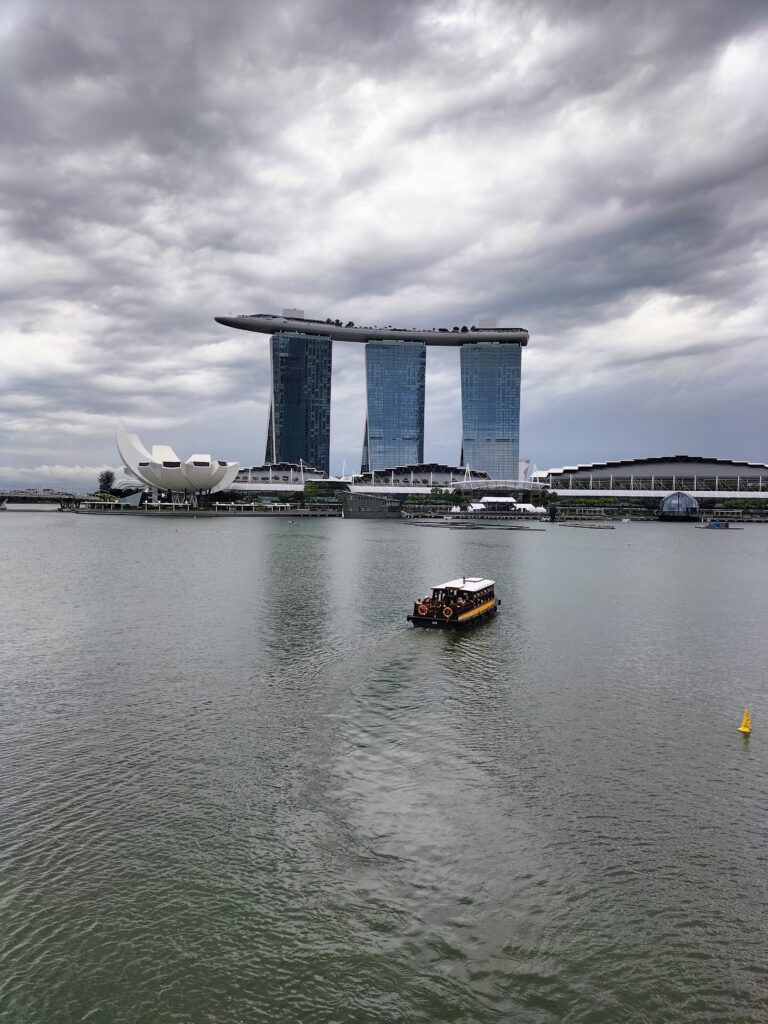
[1,0,766,482]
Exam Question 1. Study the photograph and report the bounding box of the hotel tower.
[215,311,528,479]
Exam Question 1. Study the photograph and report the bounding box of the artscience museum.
[117,431,240,496]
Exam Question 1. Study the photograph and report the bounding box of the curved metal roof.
[534,455,768,477]
[215,313,528,346]
[353,463,489,477]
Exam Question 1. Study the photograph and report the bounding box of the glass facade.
[658,491,700,517]
[362,341,425,472]
[460,342,522,479]
[265,332,332,473]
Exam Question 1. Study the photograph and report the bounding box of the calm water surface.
[1,512,767,1023]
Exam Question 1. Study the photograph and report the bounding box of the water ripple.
[1,517,767,1021]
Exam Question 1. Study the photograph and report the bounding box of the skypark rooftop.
[215,313,529,346]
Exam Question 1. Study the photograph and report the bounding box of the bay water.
[1,512,767,1023]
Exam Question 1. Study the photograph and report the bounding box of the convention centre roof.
[533,455,768,479]
[215,313,529,346]
[353,463,489,480]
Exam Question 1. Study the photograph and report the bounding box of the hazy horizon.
[2,0,767,487]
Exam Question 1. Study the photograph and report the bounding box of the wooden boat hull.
[407,600,500,629]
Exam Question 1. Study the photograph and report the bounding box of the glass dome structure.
[658,491,700,518]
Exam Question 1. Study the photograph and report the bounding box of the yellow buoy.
[738,708,751,735]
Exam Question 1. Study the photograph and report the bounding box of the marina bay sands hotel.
[215,310,529,479]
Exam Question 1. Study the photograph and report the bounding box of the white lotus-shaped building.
[117,431,240,495]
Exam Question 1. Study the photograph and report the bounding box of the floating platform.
[559,522,616,530]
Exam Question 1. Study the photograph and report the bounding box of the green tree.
[98,469,116,494]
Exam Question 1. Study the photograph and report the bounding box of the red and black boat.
[407,577,499,629]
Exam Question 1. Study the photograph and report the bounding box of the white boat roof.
[434,577,495,592]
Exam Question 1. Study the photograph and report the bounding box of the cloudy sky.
[1,0,767,486]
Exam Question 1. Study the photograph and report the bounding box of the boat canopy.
[434,577,494,593]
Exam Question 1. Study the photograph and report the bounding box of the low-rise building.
[533,456,768,498]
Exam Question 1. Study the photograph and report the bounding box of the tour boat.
[407,577,499,629]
